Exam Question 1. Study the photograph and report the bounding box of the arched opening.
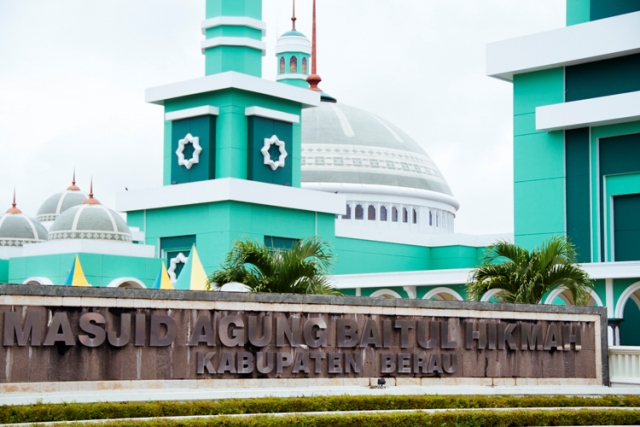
[543,286,603,307]
[302,57,308,74]
[22,277,53,286]
[392,207,398,222]
[423,287,464,301]
[402,208,408,223]
[429,211,433,226]
[370,289,403,299]
[342,204,351,219]
[279,56,285,74]
[355,204,364,220]
[368,205,376,220]
[290,56,298,73]
[412,209,417,224]
[616,282,640,346]
[480,288,504,303]
[380,206,388,221]
[107,278,147,289]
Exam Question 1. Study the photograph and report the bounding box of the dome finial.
[83,178,100,205]
[307,0,323,92]
[291,0,297,30]
[67,169,81,191]
[7,188,22,214]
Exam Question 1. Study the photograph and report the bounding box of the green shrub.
[1,395,640,424]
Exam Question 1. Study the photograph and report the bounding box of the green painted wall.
[513,68,565,250]
[141,201,336,276]
[567,0,591,25]
[565,128,591,262]
[205,47,263,77]
[206,0,261,20]
[613,194,640,261]
[620,299,640,345]
[566,54,640,102]
[163,89,303,188]
[590,0,640,21]
[8,253,161,288]
[247,116,293,185]
[429,246,485,270]
[332,238,429,275]
[171,116,216,184]
[0,260,8,283]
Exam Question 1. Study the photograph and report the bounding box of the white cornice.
[302,182,461,211]
[18,240,156,258]
[116,178,346,216]
[201,17,266,36]
[329,268,474,289]
[536,90,640,131]
[581,261,640,280]
[276,74,309,81]
[165,106,220,122]
[146,71,321,108]
[245,106,300,124]
[487,11,640,81]
[275,39,311,55]
[201,37,266,56]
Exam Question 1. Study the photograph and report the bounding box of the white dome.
[48,201,132,243]
[36,189,87,222]
[0,205,48,247]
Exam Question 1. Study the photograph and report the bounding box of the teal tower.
[275,1,311,88]
[118,0,343,281]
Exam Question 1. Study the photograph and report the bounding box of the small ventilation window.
[290,56,298,73]
[355,204,364,220]
[429,211,433,226]
[380,206,388,221]
[368,205,376,220]
[392,207,398,222]
[413,209,417,224]
[279,57,285,74]
[403,208,408,223]
[343,205,351,220]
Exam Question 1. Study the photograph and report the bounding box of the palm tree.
[207,237,341,295]
[466,236,593,305]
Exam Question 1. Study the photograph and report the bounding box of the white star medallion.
[176,133,203,170]
[261,135,288,171]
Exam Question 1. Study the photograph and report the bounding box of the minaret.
[201,0,266,77]
[275,0,312,88]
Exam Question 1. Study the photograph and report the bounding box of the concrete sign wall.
[0,285,608,393]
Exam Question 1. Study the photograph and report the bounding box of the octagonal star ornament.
[176,133,203,170]
[261,135,288,171]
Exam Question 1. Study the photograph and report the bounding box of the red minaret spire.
[6,189,21,214]
[291,0,297,30]
[67,169,81,191]
[306,0,322,92]
[83,178,100,205]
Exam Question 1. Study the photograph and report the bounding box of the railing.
[609,346,640,385]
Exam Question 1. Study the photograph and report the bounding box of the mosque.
[1,0,639,346]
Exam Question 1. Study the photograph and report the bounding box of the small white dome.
[36,180,87,222]
[0,203,48,247]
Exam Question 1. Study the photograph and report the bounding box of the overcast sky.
[0,1,565,235]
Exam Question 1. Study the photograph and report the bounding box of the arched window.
[355,204,364,220]
[380,206,388,221]
[279,57,285,74]
[403,208,408,223]
[368,205,376,220]
[290,56,298,73]
[413,209,417,224]
[342,204,351,220]
[392,207,398,222]
[429,211,433,226]
[302,57,308,74]
[436,212,439,227]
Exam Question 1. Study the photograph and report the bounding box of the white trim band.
[487,11,640,81]
[165,106,220,122]
[276,74,309,81]
[146,71,320,108]
[201,37,266,56]
[116,178,346,216]
[275,40,311,55]
[302,182,461,211]
[536,90,640,131]
[245,106,300,124]
[201,17,266,36]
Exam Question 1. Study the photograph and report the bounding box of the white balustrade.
[609,346,640,386]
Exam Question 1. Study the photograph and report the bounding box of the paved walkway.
[2,407,640,426]
[2,384,640,406]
